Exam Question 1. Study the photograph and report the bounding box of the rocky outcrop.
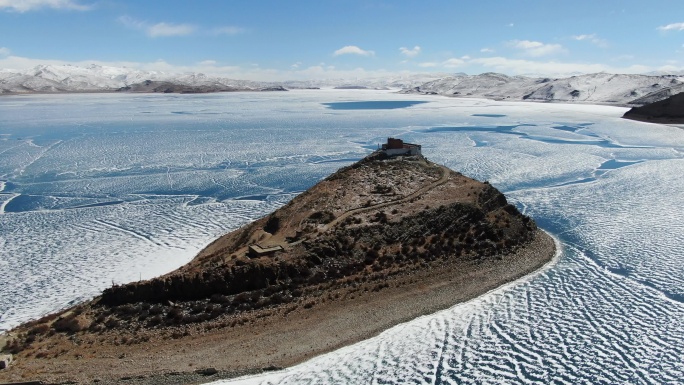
[260,86,288,91]
[98,154,536,321]
[0,354,11,370]
[623,92,684,124]
[0,148,554,384]
[117,80,241,94]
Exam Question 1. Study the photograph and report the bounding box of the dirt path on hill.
[324,162,450,231]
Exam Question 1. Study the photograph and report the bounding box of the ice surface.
[1,90,683,383]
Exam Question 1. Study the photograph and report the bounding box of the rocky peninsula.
[623,91,684,124]
[0,140,555,384]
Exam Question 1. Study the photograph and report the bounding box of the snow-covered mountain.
[2,64,683,106]
[522,73,684,104]
[403,72,684,105]
[0,64,162,93]
[0,64,268,94]
[404,73,544,100]
[0,64,447,94]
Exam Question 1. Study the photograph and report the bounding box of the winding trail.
[323,161,451,231]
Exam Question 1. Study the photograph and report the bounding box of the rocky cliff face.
[94,155,536,326]
[623,91,684,124]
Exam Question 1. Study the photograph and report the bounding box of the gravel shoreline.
[0,230,556,385]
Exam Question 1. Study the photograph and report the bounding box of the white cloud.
[573,34,595,41]
[333,45,375,57]
[118,16,195,37]
[399,46,421,57]
[418,62,438,68]
[443,58,465,67]
[509,40,566,57]
[480,48,494,53]
[612,54,635,62]
[147,22,195,37]
[117,15,145,30]
[418,58,465,68]
[572,34,609,48]
[658,64,679,71]
[470,56,651,76]
[0,54,413,81]
[0,52,678,82]
[211,26,245,36]
[658,22,684,31]
[415,53,664,77]
[0,47,10,56]
[0,0,90,12]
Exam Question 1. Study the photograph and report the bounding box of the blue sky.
[1,0,683,80]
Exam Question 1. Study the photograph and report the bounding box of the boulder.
[0,353,12,369]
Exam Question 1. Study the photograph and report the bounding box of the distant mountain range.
[401,72,684,106]
[2,64,683,107]
[0,64,447,95]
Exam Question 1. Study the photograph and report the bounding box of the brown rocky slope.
[0,151,555,384]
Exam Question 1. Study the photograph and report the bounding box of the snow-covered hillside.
[0,64,447,94]
[404,73,544,100]
[404,72,684,105]
[1,64,683,105]
[522,73,684,104]
[0,64,266,94]
[0,64,163,93]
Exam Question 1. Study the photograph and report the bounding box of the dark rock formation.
[117,80,241,94]
[260,86,288,91]
[623,91,684,124]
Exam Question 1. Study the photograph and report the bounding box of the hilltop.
[0,141,555,384]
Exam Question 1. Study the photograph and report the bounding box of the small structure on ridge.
[248,244,284,258]
[381,137,422,157]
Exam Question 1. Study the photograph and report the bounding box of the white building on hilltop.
[381,137,422,157]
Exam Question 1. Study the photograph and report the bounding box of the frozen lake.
[1,90,683,384]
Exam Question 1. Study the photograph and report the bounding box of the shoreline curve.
[219,229,562,384]
[0,228,555,385]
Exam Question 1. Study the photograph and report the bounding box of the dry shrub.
[54,314,91,333]
[149,305,164,315]
[166,307,183,320]
[28,323,50,335]
[147,315,163,327]
[104,317,120,329]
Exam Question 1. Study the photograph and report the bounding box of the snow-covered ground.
[1,90,683,384]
